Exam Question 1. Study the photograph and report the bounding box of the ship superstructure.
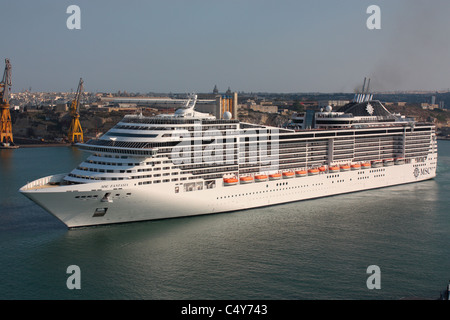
[20,93,438,228]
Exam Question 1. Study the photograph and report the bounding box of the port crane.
[68,78,84,144]
[0,58,17,148]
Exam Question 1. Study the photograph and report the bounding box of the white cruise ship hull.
[20,153,437,228]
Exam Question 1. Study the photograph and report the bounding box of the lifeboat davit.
[223,178,238,186]
[361,162,371,169]
[295,170,307,177]
[308,168,319,175]
[269,173,282,180]
[340,164,350,172]
[282,171,295,179]
[328,166,339,173]
[255,174,268,182]
[240,176,254,184]
[351,163,361,170]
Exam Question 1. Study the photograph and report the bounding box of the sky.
[1,0,450,93]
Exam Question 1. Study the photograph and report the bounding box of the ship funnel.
[354,77,373,103]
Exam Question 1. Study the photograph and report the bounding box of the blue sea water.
[0,142,449,300]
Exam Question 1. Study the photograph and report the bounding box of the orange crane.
[0,58,17,148]
[68,78,84,144]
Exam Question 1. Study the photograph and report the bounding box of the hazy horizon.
[2,0,450,94]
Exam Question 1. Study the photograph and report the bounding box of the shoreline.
[11,137,91,148]
[17,143,72,148]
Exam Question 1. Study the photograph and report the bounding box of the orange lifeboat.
[351,163,361,170]
[329,166,339,173]
[318,166,327,172]
[295,170,307,177]
[340,164,350,171]
[282,171,295,179]
[239,176,254,184]
[223,177,238,186]
[255,174,268,182]
[308,168,319,175]
[269,173,282,180]
[361,162,371,169]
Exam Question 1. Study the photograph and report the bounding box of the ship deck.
[20,173,67,192]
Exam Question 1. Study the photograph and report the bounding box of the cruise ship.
[19,93,438,228]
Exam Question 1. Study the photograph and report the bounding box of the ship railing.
[77,142,159,156]
[20,173,67,191]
